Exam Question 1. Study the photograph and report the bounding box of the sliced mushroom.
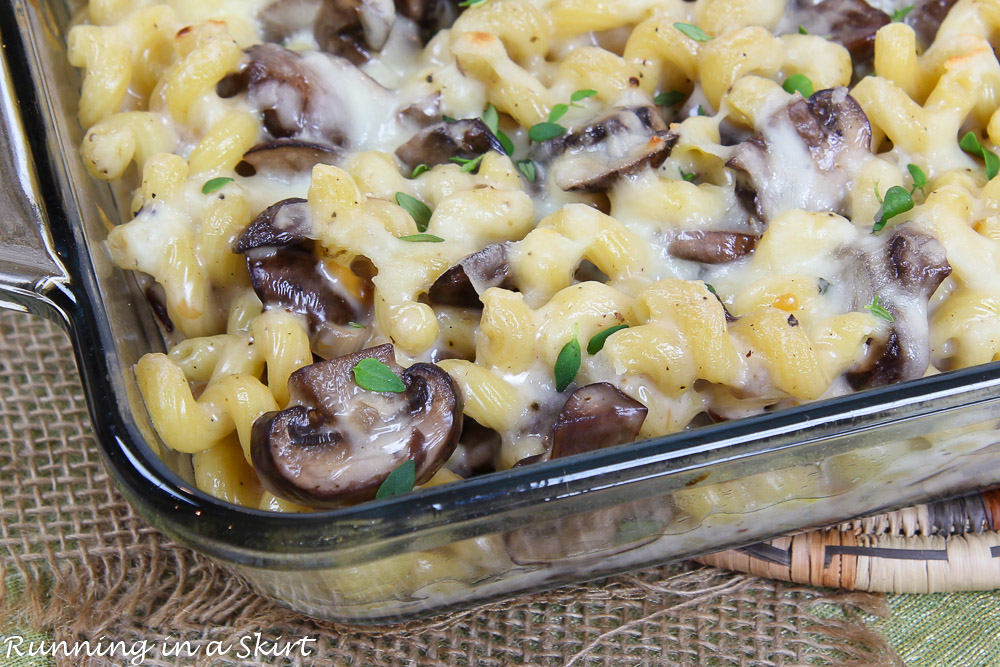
[845,226,951,389]
[395,0,457,42]
[795,0,889,63]
[315,0,397,64]
[216,44,393,147]
[535,106,678,193]
[235,139,341,178]
[395,119,506,170]
[251,344,463,506]
[550,383,648,459]
[727,87,872,221]
[907,0,959,49]
[245,246,358,330]
[232,198,312,253]
[427,243,514,308]
[667,230,760,264]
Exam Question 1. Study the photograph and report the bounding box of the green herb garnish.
[352,358,406,393]
[529,121,567,142]
[516,159,536,182]
[697,104,708,116]
[865,295,894,322]
[782,73,814,99]
[674,22,711,42]
[891,5,915,21]
[654,90,685,107]
[398,233,445,243]
[375,459,416,499]
[705,283,717,294]
[481,103,514,154]
[872,184,913,232]
[348,321,366,328]
[411,164,429,178]
[457,0,486,7]
[798,25,809,34]
[450,154,487,173]
[587,324,628,355]
[554,327,581,391]
[907,163,927,194]
[395,192,432,231]
[680,169,697,182]
[549,103,570,123]
[202,177,233,194]
[442,115,457,123]
[570,89,598,102]
[960,132,1000,180]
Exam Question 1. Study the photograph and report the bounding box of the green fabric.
[1,576,53,667]
[876,593,1000,667]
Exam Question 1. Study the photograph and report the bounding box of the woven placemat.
[0,309,901,666]
[698,489,1000,594]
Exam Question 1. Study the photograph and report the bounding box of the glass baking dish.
[4,0,1000,624]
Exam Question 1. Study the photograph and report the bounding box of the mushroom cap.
[427,243,513,308]
[534,106,678,193]
[251,344,463,506]
[667,230,760,264]
[550,383,648,459]
[795,0,889,63]
[232,198,312,253]
[236,139,341,178]
[395,118,506,170]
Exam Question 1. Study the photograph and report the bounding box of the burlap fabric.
[0,309,900,666]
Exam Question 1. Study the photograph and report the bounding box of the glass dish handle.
[0,35,69,322]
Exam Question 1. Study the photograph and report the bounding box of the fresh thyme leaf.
[398,233,445,243]
[570,89,598,102]
[798,25,808,34]
[375,459,416,499]
[450,153,487,173]
[697,104,708,116]
[654,90,685,107]
[782,73,814,99]
[202,177,233,194]
[865,295,894,322]
[348,321,366,328]
[674,22,711,42]
[352,358,406,393]
[457,0,486,7]
[549,103,570,123]
[395,192,432,231]
[516,159,536,182]
[907,163,927,194]
[872,185,913,232]
[554,328,581,391]
[680,169,697,182]
[496,130,514,155]
[960,131,1000,180]
[587,324,628,355]
[482,103,499,133]
[529,121,567,142]
[891,4,914,21]
[704,283,717,294]
[411,164,429,178]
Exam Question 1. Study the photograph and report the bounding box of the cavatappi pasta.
[70,0,1000,510]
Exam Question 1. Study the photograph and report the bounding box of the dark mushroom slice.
[235,139,342,178]
[232,198,312,253]
[244,246,359,330]
[845,226,951,390]
[445,418,500,477]
[907,0,959,48]
[315,0,396,65]
[395,0,458,43]
[550,383,648,459]
[427,243,515,308]
[534,106,679,193]
[794,0,889,63]
[251,344,463,506]
[727,87,872,221]
[395,119,506,170]
[216,44,392,146]
[667,230,760,264]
